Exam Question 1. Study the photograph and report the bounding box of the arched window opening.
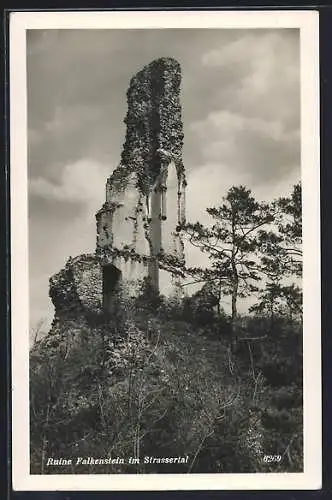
[102,264,122,313]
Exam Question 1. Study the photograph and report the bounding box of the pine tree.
[183,186,273,322]
[253,182,302,321]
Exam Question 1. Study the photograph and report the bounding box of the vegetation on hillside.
[30,183,303,474]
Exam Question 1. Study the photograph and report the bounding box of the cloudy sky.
[27,28,301,331]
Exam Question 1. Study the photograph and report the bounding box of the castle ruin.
[49,58,186,319]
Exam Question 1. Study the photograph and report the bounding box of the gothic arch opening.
[161,162,179,256]
[102,263,122,313]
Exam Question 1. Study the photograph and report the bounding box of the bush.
[30,298,303,474]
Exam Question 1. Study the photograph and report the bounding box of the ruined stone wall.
[48,58,187,324]
[96,57,186,297]
[49,254,103,319]
[120,57,184,192]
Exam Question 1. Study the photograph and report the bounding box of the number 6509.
[263,455,282,463]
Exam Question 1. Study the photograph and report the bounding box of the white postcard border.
[10,9,321,491]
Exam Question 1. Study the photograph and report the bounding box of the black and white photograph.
[10,10,321,491]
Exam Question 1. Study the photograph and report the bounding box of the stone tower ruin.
[49,58,186,318]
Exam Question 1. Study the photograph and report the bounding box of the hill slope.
[30,298,303,474]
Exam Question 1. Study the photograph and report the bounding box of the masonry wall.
[95,57,186,299]
[48,57,187,321]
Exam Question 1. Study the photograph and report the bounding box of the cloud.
[27,28,300,187]
[189,110,300,184]
[29,159,110,208]
[181,29,300,188]
[185,158,299,243]
[43,105,104,134]
[191,110,297,144]
[29,159,111,331]
[201,30,300,124]
[202,32,263,68]
[28,101,123,183]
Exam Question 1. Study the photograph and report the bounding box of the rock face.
[49,58,186,320]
